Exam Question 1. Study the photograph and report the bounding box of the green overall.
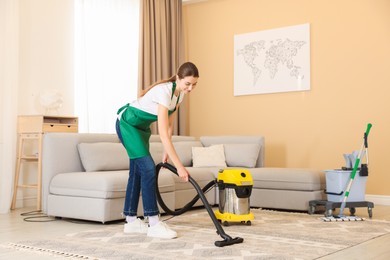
[117,82,179,158]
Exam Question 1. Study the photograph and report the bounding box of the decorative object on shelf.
[39,90,63,115]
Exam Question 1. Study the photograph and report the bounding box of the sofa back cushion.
[200,136,265,167]
[174,141,203,166]
[223,143,261,168]
[77,142,129,171]
[150,140,203,167]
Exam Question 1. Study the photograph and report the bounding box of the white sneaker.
[124,218,148,234]
[147,221,177,239]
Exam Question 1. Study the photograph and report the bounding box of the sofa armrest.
[41,133,120,213]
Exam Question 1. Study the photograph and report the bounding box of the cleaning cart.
[308,123,374,221]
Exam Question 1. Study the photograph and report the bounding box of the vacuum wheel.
[222,221,230,226]
[243,220,251,226]
[349,207,356,216]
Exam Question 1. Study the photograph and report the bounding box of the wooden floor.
[0,205,389,259]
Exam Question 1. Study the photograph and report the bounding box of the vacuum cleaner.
[155,162,246,247]
[214,168,254,226]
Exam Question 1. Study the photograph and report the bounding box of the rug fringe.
[3,242,94,259]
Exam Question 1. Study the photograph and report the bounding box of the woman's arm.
[161,107,176,163]
[158,104,189,181]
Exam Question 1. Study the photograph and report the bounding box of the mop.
[322,123,372,222]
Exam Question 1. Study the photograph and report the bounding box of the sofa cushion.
[143,140,203,167]
[77,142,129,171]
[249,168,325,191]
[173,141,203,166]
[150,142,164,164]
[192,145,227,168]
[200,136,265,167]
[224,143,260,168]
[49,170,175,199]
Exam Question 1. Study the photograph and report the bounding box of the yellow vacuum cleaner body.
[214,169,254,225]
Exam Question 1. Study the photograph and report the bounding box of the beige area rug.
[2,208,390,260]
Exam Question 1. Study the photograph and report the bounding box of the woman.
[116,62,199,239]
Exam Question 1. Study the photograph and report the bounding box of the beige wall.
[183,0,390,196]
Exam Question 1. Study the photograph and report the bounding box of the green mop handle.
[339,123,372,217]
[365,123,372,136]
[350,123,372,180]
[364,123,372,148]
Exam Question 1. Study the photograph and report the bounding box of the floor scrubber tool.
[322,123,372,222]
[214,169,254,226]
[155,162,244,247]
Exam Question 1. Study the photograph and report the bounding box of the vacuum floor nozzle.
[215,237,244,247]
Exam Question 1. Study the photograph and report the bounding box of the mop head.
[321,215,365,222]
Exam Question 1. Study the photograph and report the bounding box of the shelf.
[18,115,78,133]
[11,115,78,211]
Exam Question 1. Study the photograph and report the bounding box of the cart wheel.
[223,221,229,226]
[245,221,251,226]
[308,205,316,215]
[325,209,333,217]
[368,207,373,218]
[349,208,356,216]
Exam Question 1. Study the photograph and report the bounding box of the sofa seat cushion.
[50,170,175,199]
[250,168,325,191]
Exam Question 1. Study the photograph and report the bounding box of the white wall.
[0,0,19,213]
[19,0,74,116]
[0,0,75,210]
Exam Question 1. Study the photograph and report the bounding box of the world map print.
[234,24,310,96]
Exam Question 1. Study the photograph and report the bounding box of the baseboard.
[365,194,390,206]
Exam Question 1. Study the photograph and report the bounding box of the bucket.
[325,170,367,202]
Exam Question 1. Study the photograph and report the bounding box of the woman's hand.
[162,152,169,163]
[177,165,190,182]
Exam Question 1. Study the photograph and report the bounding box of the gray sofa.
[42,133,325,223]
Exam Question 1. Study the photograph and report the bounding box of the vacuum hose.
[155,162,244,247]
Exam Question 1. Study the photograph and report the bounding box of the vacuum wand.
[156,162,244,247]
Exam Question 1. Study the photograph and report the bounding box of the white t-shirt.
[130,82,184,115]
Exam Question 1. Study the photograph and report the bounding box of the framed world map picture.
[234,23,310,96]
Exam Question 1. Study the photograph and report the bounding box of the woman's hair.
[140,62,199,97]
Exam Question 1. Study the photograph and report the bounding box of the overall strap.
[117,103,129,115]
[171,81,176,99]
[170,82,180,111]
